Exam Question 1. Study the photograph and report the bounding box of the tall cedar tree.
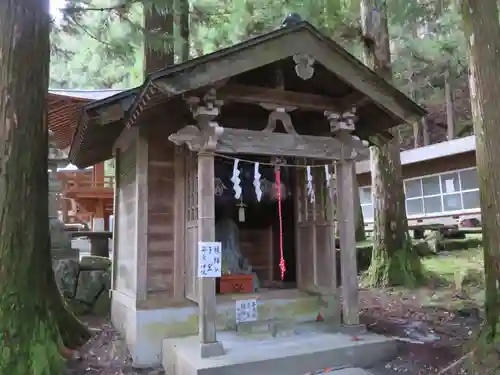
[0,1,89,374]
[461,0,500,365]
[144,0,174,73]
[360,0,424,287]
[176,0,190,62]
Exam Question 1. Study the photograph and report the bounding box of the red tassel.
[275,168,286,280]
[316,313,324,322]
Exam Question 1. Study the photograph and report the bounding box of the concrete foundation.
[111,289,340,367]
[162,324,397,375]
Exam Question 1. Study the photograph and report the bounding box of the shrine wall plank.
[115,140,138,297]
[145,126,176,298]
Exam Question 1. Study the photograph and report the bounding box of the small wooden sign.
[197,241,222,278]
[235,299,258,323]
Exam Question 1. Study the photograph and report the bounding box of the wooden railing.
[65,176,115,190]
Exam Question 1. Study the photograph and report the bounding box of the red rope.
[276,168,286,280]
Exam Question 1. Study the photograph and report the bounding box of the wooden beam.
[148,27,423,130]
[217,84,344,112]
[169,125,366,160]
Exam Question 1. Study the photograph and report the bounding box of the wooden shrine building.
[68,21,425,367]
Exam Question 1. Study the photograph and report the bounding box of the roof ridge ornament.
[293,53,315,80]
[281,13,303,28]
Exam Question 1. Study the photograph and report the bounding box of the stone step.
[163,329,397,375]
[235,320,366,339]
[315,368,375,375]
[235,318,297,338]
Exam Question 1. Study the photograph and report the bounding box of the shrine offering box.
[218,274,254,294]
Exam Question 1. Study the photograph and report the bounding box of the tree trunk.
[176,0,190,62]
[461,0,500,358]
[444,67,455,140]
[144,0,174,74]
[0,1,88,373]
[353,164,366,241]
[360,0,423,287]
[422,117,430,145]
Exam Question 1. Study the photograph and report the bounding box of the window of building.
[359,186,373,221]
[359,167,480,222]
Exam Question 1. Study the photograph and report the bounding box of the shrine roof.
[69,21,426,168]
[48,89,125,150]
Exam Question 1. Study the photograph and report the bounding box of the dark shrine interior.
[214,154,297,293]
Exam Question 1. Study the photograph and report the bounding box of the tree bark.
[461,0,500,358]
[144,0,174,74]
[360,0,423,287]
[176,0,190,62]
[352,164,366,242]
[444,67,455,140]
[0,1,88,373]
[422,117,430,145]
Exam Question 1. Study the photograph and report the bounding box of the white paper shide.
[197,241,222,277]
[235,299,258,323]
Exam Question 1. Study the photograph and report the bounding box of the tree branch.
[60,2,138,14]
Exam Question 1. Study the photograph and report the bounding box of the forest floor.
[65,248,485,375]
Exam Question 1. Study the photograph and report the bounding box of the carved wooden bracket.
[324,110,357,134]
[168,125,204,151]
[324,110,369,160]
[263,107,297,134]
[185,88,224,151]
[293,53,315,80]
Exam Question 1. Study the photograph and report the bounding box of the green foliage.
[51,0,144,88]
[49,0,468,116]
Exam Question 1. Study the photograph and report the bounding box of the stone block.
[75,270,110,304]
[80,256,112,271]
[54,259,80,298]
[93,290,111,316]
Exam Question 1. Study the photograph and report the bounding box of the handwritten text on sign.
[197,241,222,278]
[235,299,258,323]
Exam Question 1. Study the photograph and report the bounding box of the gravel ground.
[65,288,481,375]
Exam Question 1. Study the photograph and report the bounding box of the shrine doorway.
[213,155,297,295]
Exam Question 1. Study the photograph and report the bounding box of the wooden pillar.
[93,162,105,182]
[336,156,360,326]
[110,151,120,295]
[191,91,225,358]
[61,198,69,223]
[135,131,149,301]
[197,151,224,357]
[326,169,337,294]
[96,199,104,218]
[173,147,186,300]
